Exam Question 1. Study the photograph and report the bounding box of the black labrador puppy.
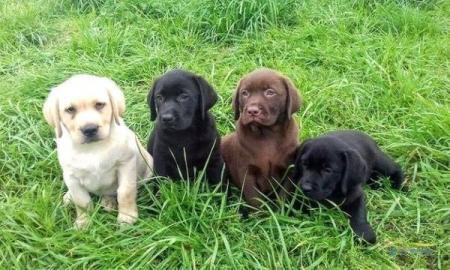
[293,130,404,244]
[147,69,224,185]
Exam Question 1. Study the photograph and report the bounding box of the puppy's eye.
[65,106,76,114]
[156,95,163,103]
[177,94,189,102]
[241,90,249,97]
[95,102,106,110]
[323,167,333,173]
[264,89,276,97]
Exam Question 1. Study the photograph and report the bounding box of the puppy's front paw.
[74,215,89,230]
[63,192,72,206]
[238,205,250,220]
[117,212,138,226]
[351,222,377,244]
[101,196,117,212]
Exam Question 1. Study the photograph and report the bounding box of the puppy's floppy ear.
[232,80,242,120]
[341,150,368,195]
[194,75,218,120]
[148,77,160,121]
[43,87,62,138]
[282,76,302,120]
[102,77,125,125]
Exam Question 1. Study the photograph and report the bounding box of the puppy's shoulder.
[220,132,237,157]
[325,130,380,160]
[110,124,141,153]
[221,132,236,146]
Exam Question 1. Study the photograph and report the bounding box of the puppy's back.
[326,130,376,144]
[322,130,382,160]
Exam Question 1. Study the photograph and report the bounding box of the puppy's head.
[293,138,367,200]
[233,68,301,126]
[148,69,217,131]
[43,74,125,144]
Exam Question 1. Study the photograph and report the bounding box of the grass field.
[1,0,449,268]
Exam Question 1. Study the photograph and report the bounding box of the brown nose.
[246,105,261,116]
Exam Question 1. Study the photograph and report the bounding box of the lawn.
[0,0,449,269]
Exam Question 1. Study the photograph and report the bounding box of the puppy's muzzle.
[301,179,320,193]
[81,124,99,138]
[301,182,313,192]
[161,113,175,124]
[245,105,262,117]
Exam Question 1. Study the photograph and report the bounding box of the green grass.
[1,0,449,268]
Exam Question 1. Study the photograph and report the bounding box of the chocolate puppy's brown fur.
[221,68,301,210]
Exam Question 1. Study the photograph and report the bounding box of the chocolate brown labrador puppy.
[221,68,301,214]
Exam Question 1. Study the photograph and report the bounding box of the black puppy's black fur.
[147,69,224,184]
[293,130,404,244]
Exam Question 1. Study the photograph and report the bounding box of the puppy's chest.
[244,140,296,182]
[62,151,121,194]
[159,137,213,160]
[248,141,293,166]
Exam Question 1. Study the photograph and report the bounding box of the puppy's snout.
[301,182,313,192]
[246,105,262,116]
[161,113,175,123]
[81,124,99,138]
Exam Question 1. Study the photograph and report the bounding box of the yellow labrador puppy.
[43,74,153,229]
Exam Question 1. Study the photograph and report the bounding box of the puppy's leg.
[64,175,92,229]
[101,195,117,212]
[279,170,297,202]
[372,152,404,189]
[63,192,72,206]
[116,157,138,225]
[342,194,376,244]
[206,155,226,186]
[153,153,171,178]
[239,176,263,218]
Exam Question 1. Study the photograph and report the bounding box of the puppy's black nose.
[81,124,99,137]
[302,182,313,192]
[161,114,175,123]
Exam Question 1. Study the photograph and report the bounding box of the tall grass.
[185,0,299,42]
[0,0,449,268]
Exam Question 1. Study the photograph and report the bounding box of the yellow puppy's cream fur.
[43,74,153,229]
